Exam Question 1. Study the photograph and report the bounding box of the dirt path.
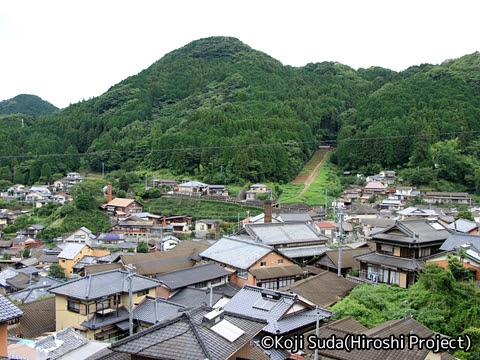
[289,148,331,200]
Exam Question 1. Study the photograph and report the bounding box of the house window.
[237,268,248,279]
[136,289,149,297]
[260,262,267,267]
[381,244,393,254]
[211,277,222,285]
[389,270,400,285]
[419,247,431,257]
[278,259,284,264]
[194,281,209,288]
[67,300,86,314]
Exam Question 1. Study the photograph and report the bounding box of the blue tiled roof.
[0,294,23,322]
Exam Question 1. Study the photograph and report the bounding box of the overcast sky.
[1,0,478,109]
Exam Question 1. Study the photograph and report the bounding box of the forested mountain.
[0,37,479,190]
[0,94,58,116]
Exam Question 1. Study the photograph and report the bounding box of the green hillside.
[0,37,479,192]
[0,94,58,116]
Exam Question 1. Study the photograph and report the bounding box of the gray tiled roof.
[35,327,88,359]
[108,307,266,360]
[249,264,303,280]
[8,297,55,339]
[244,222,328,246]
[168,287,226,308]
[155,263,229,290]
[355,251,425,271]
[133,297,185,325]
[49,270,162,300]
[373,219,450,244]
[446,219,478,233]
[277,244,329,259]
[81,307,130,330]
[441,232,480,253]
[223,285,331,335]
[200,236,273,269]
[280,270,358,308]
[0,294,23,322]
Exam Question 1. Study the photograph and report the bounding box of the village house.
[280,270,358,308]
[194,219,222,237]
[64,226,97,244]
[174,180,208,195]
[107,306,266,360]
[392,186,420,201]
[152,178,178,190]
[57,243,110,278]
[302,316,457,360]
[200,236,303,289]
[446,219,479,234]
[0,295,23,358]
[362,181,387,199]
[206,184,228,196]
[355,219,450,288]
[155,263,230,299]
[426,232,480,280]
[423,191,472,205]
[224,285,332,336]
[101,198,143,217]
[397,206,440,220]
[48,269,162,341]
[245,183,271,200]
[311,247,372,275]
[120,240,210,277]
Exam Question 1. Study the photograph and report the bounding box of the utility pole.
[127,264,134,336]
[337,203,344,277]
[314,306,320,360]
[325,189,328,214]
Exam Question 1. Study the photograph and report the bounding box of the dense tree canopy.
[0,38,478,190]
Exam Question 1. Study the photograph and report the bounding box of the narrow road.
[287,149,331,201]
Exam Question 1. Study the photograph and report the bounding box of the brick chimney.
[107,184,113,203]
[215,221,221,240]
[264,200,272,223]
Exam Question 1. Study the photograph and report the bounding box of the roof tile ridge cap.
[187,311,214,360]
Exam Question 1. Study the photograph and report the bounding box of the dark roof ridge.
[186,311,213,360]
[222,310,267,324]
[242,284,298,300]
[222,235,273,250]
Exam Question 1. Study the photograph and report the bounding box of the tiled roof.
[81,306,130,330]
[223,285,332,335]
[105,198,136,207]
[373,219,450,244]
[302,316,439,360]
[155,263,229,290]
[447,219,478,233]
[8,297,55,339]
[49,270,162,300]
[35,327,88,359]
[277,244,329,259]
[199,236,273,269]
[280,270,358,308]
[355,252,424,271]
[133,297,185,325]
[108,307,266,360]
[120,241,210,276]
[8,277,63,303]
[0,294,23,322]
[168,287,224,308]
[249,264,303,280]
[84,263,124,275]
[315,247,372,270]
[441,233,480,253]
[58,243,86,260]
[278,213,313,222]
[244,222,328,246]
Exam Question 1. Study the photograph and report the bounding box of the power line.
[0,129,476,161]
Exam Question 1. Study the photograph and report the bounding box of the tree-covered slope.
[0,37,478,190]
[0,94,58,116]
[333,52,480,191]
[0,37,372,185]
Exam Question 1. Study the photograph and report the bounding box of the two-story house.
[101,198,143,217]
[355,219,450,288]
[57,243,110,278]
[245,183,271,200]
[200,236,303,289]
[48,270,162,341]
